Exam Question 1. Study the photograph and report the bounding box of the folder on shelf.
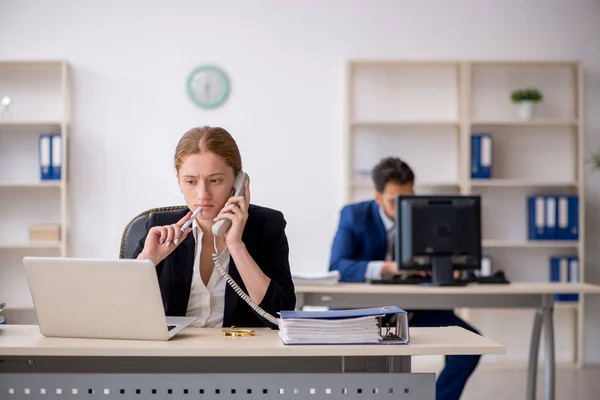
[528,196,561,240]
[278,305,410,345]
[550,256,567,301]
[51,134,62,180]
[39,134,52,180]
[557,195,579,240]
[527,196,546,240]
[549,256,579,302]
[567,256,580,301]
[545,196,557,239]
[471,133,492,179]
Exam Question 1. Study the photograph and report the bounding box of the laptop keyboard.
[167,325,178,331]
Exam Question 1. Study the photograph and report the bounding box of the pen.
[180,207,202,233]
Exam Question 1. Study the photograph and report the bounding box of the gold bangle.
[223,326,255,337]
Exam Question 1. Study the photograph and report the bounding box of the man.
[329,157,480,400]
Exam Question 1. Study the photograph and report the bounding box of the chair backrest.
[119,206,188,259]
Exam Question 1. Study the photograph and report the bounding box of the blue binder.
[528,196,559,240]
[471,133,492,179]
[279,306,410,345]
[549,256,579,302]
[50,134,62,180]
[545,196,557,240]
[549,256,569,301]
[557,196,578,240]
[566,256,579,301]
[39,134,52,180]
[280,305,405,320]
[527,196,546,240]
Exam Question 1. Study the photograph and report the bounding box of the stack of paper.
[279,315,381,344]
[291,270,340,286]
[278,306,408,345]
[0,302,5,325]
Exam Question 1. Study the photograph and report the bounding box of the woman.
[133,126,295,329]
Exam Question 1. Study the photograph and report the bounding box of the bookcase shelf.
[345,59,585,367]
[482,240,580,249]
[471,120,578,127]
[0,181,62,188]
[351,180,459,189]
[0,60,70,307]
[470,179,578,188]
[0,242,63,250]
[0,121,63,128]
[352,120,459,128]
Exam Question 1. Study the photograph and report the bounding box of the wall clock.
[186,65,230,109]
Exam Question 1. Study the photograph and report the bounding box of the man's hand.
[382,261,430,278]
[382,261,402,276]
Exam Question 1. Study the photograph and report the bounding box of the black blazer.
[131,204,296,329]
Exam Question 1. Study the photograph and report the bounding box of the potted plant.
[511,88,542,120]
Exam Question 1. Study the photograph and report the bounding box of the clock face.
[186,65,230,109]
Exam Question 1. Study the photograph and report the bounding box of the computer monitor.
[395,195,482,286]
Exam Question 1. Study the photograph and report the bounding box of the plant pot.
[516,101,536,120]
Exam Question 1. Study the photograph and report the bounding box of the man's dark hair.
[371,157,415,192]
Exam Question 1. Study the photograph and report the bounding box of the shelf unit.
[344,60,585,366]
[0,60,71,307]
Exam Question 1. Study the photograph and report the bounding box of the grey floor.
[460,367,600,400]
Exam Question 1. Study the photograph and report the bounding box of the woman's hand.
[137,211,193,265]
[213,180,250,249]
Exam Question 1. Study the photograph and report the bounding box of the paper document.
[292,270,340,285]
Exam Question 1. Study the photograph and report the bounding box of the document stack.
[291,270,340,286]
[278,306,409,345]
[0,302,5,325]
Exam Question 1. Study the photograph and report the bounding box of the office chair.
[119,206,188,259]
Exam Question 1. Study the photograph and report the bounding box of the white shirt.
[364,205,395,281]
[186,219,230,327]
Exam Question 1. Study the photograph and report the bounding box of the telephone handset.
[212,172,250,236]
[210,172,280,327]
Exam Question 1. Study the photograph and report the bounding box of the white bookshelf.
[344,60,585,367]
[482,240,580,249]
[0,60,70,307]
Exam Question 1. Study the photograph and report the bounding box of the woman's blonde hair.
[174,126,242,174]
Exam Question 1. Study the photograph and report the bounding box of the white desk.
[0,325,503,399]
[295,282,600,400]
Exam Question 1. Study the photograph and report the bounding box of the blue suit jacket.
[329,200,388,282]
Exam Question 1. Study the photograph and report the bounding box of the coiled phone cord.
[212,236,280,327]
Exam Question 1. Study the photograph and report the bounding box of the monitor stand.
[428,256,467,286]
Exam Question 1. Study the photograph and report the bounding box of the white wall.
[1,0,600,363]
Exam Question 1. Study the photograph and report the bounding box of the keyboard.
[167,325,178,331]
[371,273,510,285]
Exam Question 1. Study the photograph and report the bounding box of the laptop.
[23,257,198,341]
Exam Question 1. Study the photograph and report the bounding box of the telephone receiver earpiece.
[212,172,250,236]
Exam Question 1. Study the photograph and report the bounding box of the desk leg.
[542,295,555,400]
[526,308,543,400]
